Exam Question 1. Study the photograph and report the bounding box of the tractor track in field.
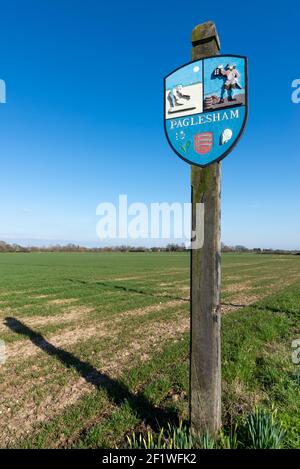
[0,305,94,332]
[1,270,300,447]
[3,273,299,361]
[3,300,186,362]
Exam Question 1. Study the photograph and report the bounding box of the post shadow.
[65,277,190,302]
[4,317,179,434]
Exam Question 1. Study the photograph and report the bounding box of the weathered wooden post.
[190,21,222,435]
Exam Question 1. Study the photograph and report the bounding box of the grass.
[0,252,299,448]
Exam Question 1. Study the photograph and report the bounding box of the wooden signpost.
[164,21,247,434]
[190,22,222,435]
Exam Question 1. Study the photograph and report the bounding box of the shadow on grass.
[4,317,180,444]
[66,279,282,312]
[223,302,300,315]
[66,277,190,302]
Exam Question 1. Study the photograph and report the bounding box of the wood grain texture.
[190,21,222,434]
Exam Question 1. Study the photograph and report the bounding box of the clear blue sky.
[0,0,299,249]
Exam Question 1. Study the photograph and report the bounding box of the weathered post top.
[191,21,220,60]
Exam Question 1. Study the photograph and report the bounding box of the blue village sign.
[164,55,248,167]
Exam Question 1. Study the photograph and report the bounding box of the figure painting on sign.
[168,85,190,108]
[203,57,246,112]
[215,64,242,103]
[165,61,203,119]
[167,85,196,115]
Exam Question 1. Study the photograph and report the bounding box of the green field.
[0,252,300,448]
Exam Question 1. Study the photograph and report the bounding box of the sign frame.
[164,54,248,167]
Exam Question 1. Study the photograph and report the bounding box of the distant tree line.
[221,243,300,255]
[0,241,187,253]
[0,240,299,255]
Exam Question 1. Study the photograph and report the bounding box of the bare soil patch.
[47,298,78,306]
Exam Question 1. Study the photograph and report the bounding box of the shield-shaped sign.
[164,55,248,167]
